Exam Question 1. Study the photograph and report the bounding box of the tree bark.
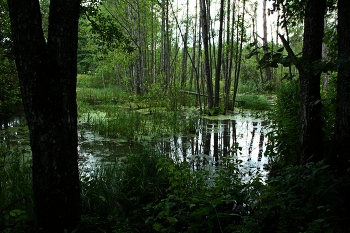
[299,0,326,164]
[200,0,213,109]
[232,0,245,112]
[181,0,189,88]
[333,0,350,176]
[262,0,272,82]
[7,0,82,232]
[223,0,234,114]
[214,0,225,109]
[252,15,263,85]
[164,0,171,89]
[190,0,198,92]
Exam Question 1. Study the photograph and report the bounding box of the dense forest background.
[1,0,350,232]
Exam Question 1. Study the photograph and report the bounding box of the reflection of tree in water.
[258,130,264,162]
[248,122,257,160]
[222,120,230,157]
[158,116,269,171]
[257,121,266,170]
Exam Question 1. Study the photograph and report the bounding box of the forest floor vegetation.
[0,75,348,232]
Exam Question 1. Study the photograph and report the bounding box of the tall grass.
[266,79,301,167]
[90,111,145,141]
[235,94,272,111]
[85,109,200,142]
[80,142,169,232]
[0,143,33,232]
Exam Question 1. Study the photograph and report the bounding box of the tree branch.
[278,33,301,71]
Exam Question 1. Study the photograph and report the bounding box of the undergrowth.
[0,143,33,232]
[2,76,348,232]
[1,140,347,232]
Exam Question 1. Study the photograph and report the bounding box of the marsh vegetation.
[1,75,347,232]
[1,0,350,231]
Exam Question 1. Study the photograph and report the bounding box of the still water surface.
[1,111,271,175]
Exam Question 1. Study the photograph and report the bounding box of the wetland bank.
[1,75,345,232]
[3,0,350,230]
[1,100,271,176]
[0,74,275,232]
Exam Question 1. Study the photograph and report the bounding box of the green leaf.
[167,216,178,224]
[99,195,106,202]
[10,209,26,217]
[153,222,163,231]
[314,219,325,222]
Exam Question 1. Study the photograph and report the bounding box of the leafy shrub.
[243,161,343,233]
[144,156,262,233]
[0,58,22,115]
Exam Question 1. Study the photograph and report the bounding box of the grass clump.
[90,110,145,141]
[0,143,33,232]
[235,94,272,111]
[81,106,201,142]
[80,142,169,232]
[267,79,301,166]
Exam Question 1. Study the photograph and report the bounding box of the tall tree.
[190,0,199,92]
[162,0,171,89]
[298,0,326,163]
[278,0,326,164]
[223,0,235,114]
[333,0,350,177]
[7,0,82,232]
[232,0,246,112]
[181,0,189,88]
[251,3,263,84]
[262,0,272,82]
[214,0,225,109]
[200,0,214,109]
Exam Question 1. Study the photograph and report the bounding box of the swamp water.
[1,111,271,176]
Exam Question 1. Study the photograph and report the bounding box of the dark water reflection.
[1,113,270,175]
[154,117,269,173]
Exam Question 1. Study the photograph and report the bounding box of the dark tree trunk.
[333,0,350,177]
[299,0,326,164]
[214,0,224,109]
[7,0,82,232]
[164,0,171,89]
[232,0,245,112]
[223,0,234,114]
[262,0,272,82]
[190,0,198,92]
[200,0,213,109]
[252,16,263,85]
[181,0,189,88]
